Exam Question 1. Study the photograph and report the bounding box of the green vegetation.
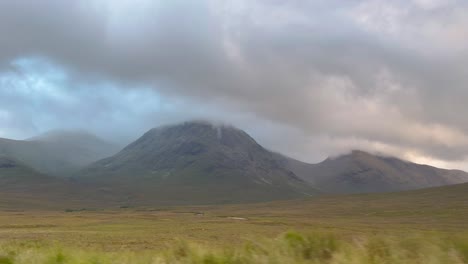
[0,232,466,263]
[0,178,467,263]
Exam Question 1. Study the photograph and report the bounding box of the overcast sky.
[1,0,468,169]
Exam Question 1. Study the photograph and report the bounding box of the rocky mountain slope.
[78,122,317,204]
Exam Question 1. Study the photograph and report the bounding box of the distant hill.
[0,130,120,177]
[2,121,467,207]
[282,150,468,194]
[0,155,75,207]
[0,155,58,191]
[0,155,122,209]
[77,122,317,204]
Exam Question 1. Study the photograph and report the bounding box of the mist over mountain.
[0,130,119,177]
[0,120,467,207]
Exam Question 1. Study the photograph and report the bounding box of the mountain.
[0,155,58,191]
[77,121,317,204]
[0,131,120,177]
[0,154,122,209]
[283,150,468,194]
[0,155,75,207]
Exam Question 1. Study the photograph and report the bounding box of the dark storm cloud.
[1,0,468,168]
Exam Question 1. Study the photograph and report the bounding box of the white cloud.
[349,0,468,53]
[412,0,455,10]
[1,0,468,169]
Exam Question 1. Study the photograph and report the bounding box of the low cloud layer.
[1,0,468,169]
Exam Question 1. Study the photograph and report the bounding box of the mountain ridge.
[2,121,468,206]
[282,149,468,193]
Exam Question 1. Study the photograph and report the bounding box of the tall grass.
[0,232,466,264]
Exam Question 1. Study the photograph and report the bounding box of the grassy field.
[0,183,468,263]
[1,231,467,263]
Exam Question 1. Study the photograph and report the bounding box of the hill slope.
[0,154,125,209]
[0,131,119,177]
[0,155,80,208]
[0,156,59,192]
[283,150,468,194]
[78,122,317,204]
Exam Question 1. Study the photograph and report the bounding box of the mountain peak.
[325,150,392,163]
[134,121,260,153]
[349,149,372,156]
[105,121,269,172]
[149,121,246,138]
[78,122,316,204]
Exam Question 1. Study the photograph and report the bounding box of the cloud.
[0,0,468,169]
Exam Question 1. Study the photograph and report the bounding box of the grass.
[0,232,467,263]
[0,183,468,263]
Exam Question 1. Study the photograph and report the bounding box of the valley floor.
[1,185,468,263]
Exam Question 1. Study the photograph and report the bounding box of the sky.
[1,0,468,169]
